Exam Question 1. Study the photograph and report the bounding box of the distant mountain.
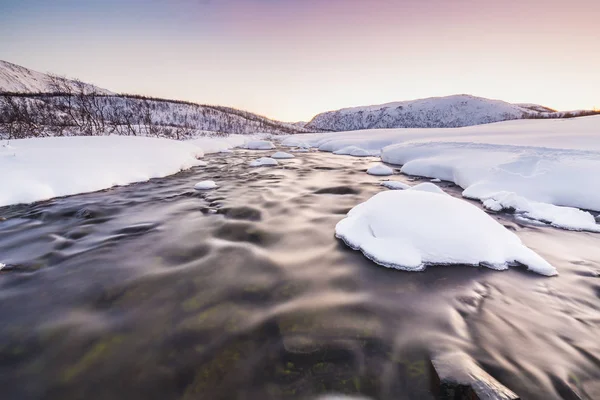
[306,95,593,131]
[0,60,314,138]
[0,60,113,95]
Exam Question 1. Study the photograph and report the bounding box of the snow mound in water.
[281,137,311,149]
[380,181,411,190]
[367,164,394,176]
[249,157,278,167]
[244,140,275,150]
[409,182,446,195]
[271,151,295,159]
[335,190,557,276]
[333,146,372,157]
[194,180,217,190]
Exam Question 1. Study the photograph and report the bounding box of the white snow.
[332,146,375,157]
[431,178,442,183]
[244,140,276,150]
[380,181,411,190]
[249,157,279,167]
[0,135,248,207]
[335,190,557,276]
[188,135,248,154]
[0,60,113,94]
[305,94,590,131]
[408,182,446,195]
[480,192,600,232]
[271,151,295,159]
[0,262,5,271]
[367,164,394,176]
[283,116,600,232]
[281,137,312,149]
[194,180,218,190]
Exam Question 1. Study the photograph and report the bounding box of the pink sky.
[1,0,599,121]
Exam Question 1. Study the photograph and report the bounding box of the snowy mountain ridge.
[0,60,113,95]
[0,60,313,137]
[306,94,592,131]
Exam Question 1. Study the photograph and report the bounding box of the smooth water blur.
[0,150,599,400]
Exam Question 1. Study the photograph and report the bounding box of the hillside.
[0,60,113,95]
[0,60,314,138]
[306,94,596,131]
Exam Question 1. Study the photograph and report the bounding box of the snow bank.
[188,135,247,154]
[367,164,394,176]
[244,140,275,150]
[380,181,411,190]
[382,141,600,232]
[194,180,218,190]
[335,190,557,276]
[284,116,600,232]
[249,157,278,167]
[0,136,208,207]
[281,137,311,149]
[480,191,600,232]
[271,151,295,159]
[332,146,375,157]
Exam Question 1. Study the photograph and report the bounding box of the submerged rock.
[430,352,519,400]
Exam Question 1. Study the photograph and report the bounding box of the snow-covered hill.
[305,95,591,131]
[0,60,314,138]
[0,60,113,95]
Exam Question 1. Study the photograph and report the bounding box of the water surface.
[1,150,599,400]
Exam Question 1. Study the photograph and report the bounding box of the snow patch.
[335,190,557,276]
[271,151,295,159]
[194,180,218,190]
[332,146,374,157]
[380,181,411,190]
[408,182,446,195]
[244,140,276,150]
[367,164,394,176]
[249,157,279,167]
[481,191,600,232]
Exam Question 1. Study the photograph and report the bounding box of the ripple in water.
[0,150,599,400]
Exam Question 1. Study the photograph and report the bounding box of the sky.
[0,0,599,122]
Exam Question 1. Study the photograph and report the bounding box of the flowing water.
[0,149,599,400]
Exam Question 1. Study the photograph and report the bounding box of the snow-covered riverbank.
[283,116,600,232]
[0,135,250,207]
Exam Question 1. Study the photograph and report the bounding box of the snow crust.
[194,180,218,190]
[0,60,112,94]
[271,151,295,159]
[408,182,446,195]
[335,190,557,276]
[188,135,248,154]
[332,146,375,157]
[249,157,279,167]
[244,140,276,150]
[367,164,394,176]
[380,181,411,190]
[0,135,246,207]
[284,116,600,232]
[281,138,311,149]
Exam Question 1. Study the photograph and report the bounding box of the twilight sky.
[1,0,599,121]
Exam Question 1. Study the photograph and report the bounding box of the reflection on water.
[0,150,599,400]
